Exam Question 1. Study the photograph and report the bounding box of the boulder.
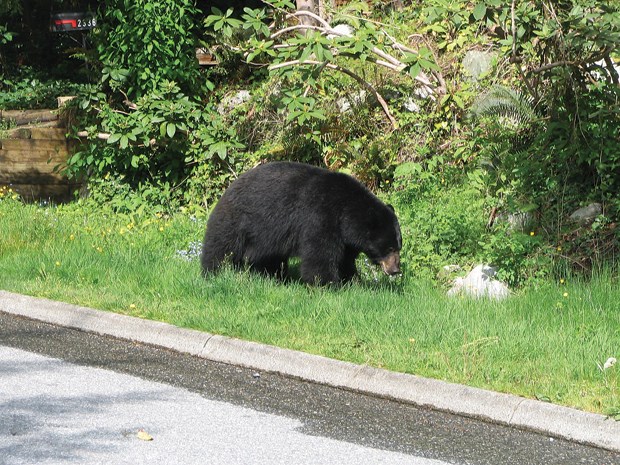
[336,90,367,113]
[217,90,251,115]
[447,264,510,300]
[569,203,602,223]
[497,211,535,233]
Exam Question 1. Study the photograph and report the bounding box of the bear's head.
[346,203,402,276]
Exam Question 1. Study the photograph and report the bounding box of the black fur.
[201,161,402,285]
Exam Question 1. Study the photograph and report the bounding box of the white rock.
[336,90,367,113]
[403,97,420,112]
[569,203,602,223]
[447,264,510,300]
[328,23,354,39]
[496,211,535,233]
[217,90,251,114]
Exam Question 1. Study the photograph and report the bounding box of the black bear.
[201,161,402,285]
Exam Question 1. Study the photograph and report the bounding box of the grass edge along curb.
[1,290,619,453]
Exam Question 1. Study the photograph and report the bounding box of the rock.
[437,264,462,283]
[328,23,354,39]
[217,90,251,115]
[462,50,496,81]
[403,97,420,112]
[569,203,602,223]
[443,264,462,273]
[497,211,535,233]
[336,90,367,113]
[447,264,510,300]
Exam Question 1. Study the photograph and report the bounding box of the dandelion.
[530,231,535,236]
[560,278,565,284]
[563,292,568,298]
[557,246,562,251]
[604,357,617,370]
[129,304,137,310]
[55,261,61,267]
[69,234,75,241]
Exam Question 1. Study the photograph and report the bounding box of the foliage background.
[1,0,619,284]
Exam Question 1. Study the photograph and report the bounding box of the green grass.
[0,194,618,416]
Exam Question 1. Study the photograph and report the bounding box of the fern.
[470,85,537,129]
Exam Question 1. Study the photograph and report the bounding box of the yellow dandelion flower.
[129,304,136,309]
[530,231,535,236]
[563,292,568,298]
[69,234,75,241]
[560,278,565,284]
[55,261,61,267]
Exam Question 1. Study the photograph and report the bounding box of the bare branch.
[77,131,111,140]
[528,60,576,74]
[76,131,156,147]
[271,24,327,39]
[288,10,331,29]
[603,55,619,85]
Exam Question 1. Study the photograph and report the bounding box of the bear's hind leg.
[201,231,245,275]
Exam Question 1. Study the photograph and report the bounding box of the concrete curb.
[1,290,619,453]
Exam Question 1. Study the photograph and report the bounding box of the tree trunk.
[296,0,319,26]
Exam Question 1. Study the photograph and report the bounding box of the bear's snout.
[380,251,401,276]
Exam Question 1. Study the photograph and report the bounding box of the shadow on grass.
[202,258,407,294]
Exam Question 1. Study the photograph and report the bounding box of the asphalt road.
[1,312,619,465]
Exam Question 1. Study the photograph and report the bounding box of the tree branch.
[288,10,331,29]
[270,59,398,129]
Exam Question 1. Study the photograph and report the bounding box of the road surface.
[1,312,619,464]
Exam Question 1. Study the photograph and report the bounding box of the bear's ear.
[387,204,395,212]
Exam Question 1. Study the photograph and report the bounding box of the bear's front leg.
[299,244,344,285]
[339,250,358,283]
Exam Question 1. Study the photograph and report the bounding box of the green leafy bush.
[0,68,92,110]
[389,165,488,277]
[98,0,205,98]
